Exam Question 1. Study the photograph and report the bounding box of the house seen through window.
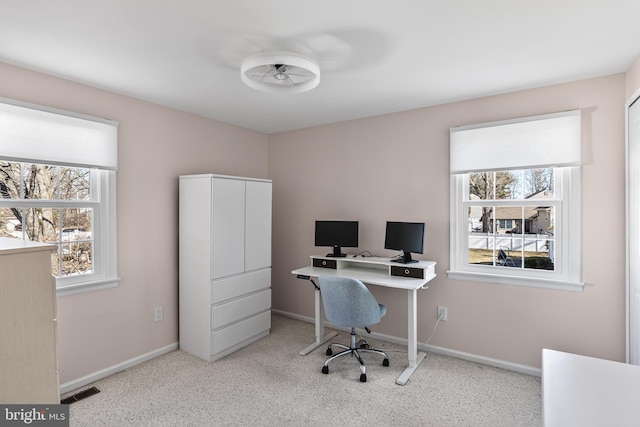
[466,168,556,271]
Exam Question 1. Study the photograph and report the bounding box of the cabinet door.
[212,178,246,279]
[245,180,272,272]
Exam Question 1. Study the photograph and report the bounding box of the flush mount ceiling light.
[240,51,320,94]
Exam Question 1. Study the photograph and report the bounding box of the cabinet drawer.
[212,289,271,328]
[211,269,271,304]
[312,258,337,269]
[211,311,271,358]
[390,266,425,279]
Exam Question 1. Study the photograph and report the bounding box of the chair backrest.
[318,276,384,328]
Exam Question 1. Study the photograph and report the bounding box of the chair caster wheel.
[357,339,368,349]
[360,373,367,382]
[383,358,390,367]
[326,347,332,356]
[322,366,329,374]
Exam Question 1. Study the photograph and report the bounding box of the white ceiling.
[1,1,639,134]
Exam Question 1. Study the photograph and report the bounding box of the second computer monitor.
[384,221,425,264]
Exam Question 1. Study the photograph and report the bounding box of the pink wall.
[0,62,269,384]
[269,73,627,368]
[0,55,634,385]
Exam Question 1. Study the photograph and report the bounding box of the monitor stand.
[391,250,418,264]
[326,245,347,258]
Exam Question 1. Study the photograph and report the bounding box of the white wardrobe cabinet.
[179,174,272,362]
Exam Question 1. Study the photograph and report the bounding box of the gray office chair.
[318,276,390,382]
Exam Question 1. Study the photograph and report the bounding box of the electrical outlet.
[154,306,163,322]
[437,306,447,321]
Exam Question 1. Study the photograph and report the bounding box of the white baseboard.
[272,309,541,378]
[59,342,179,395]
[61,309,541,395]
[421,343,541,377]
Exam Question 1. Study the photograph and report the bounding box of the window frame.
[0,165,118,295]
[58,168,118,295]
[448,166,582,291]
[0,97,118,296]
[447,109,583,292]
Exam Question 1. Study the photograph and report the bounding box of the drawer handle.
[322,260,327,266]
[405,269,410,275]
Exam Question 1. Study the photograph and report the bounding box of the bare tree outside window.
[0,161,94,277]
[525,168,554,198]
[468,171,516,233]
[466,168,555,271]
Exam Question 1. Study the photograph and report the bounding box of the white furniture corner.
[292,255,436,385]
[0,238,59,403]
[179,174,272,362]
[542,348,640,427]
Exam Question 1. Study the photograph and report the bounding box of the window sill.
[447,269,583,292]
[56,277,120,297]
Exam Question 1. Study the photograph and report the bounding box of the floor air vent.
[60,386,100,404]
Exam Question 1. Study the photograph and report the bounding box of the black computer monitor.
[315,220,359,257]
[384,221,425,264]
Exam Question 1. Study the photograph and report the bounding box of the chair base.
[321,328,389,382]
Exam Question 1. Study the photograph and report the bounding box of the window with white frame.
[0,98,118,295]
[448,110,583,291]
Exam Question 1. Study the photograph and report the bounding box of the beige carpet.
[64,314,541,426]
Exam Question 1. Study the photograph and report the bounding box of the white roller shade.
[450,110,581,174]
[0,97,118,170]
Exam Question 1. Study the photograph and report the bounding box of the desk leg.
[299,287,338,356]
[396,288,427,385]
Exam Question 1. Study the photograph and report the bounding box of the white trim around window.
[55,169,119,296]
[448,167,583,291]
[447,111,583,291]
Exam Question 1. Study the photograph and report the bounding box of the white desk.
[292,255,436,385]
[542,349,640,426]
